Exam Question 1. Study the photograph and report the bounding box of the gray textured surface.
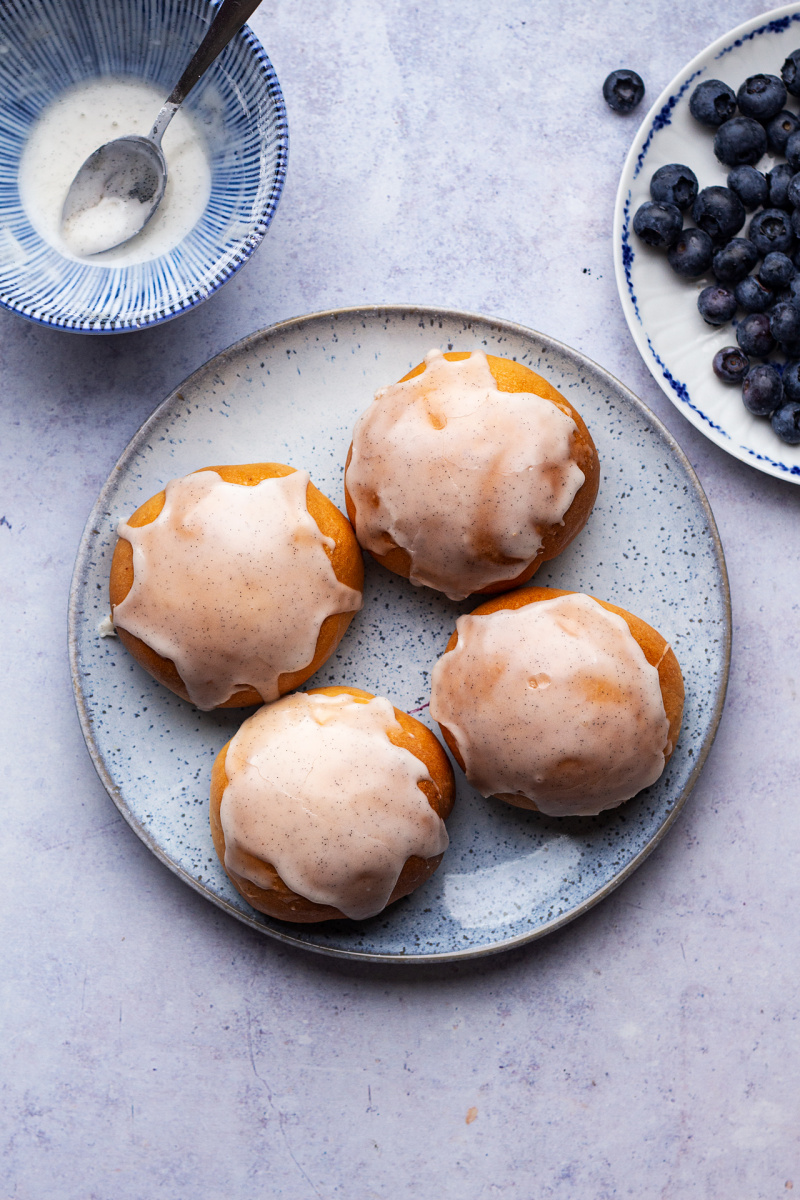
[2,0,799,1195]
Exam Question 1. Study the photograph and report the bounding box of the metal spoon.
[61,0,263,256]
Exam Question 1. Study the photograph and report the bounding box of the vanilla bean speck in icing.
[430,593,671,816]
[220,692,450,920]
[346,349,586,600]
[112,469,362,710]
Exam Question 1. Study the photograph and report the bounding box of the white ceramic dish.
[69,306,731,962]
[614,3,800,483]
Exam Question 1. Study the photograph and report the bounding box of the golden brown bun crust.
[109,464,364,708]
[209,686,456,922]
[436,586,685,812]
[344,352,600,593]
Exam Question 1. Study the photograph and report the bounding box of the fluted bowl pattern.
[0,0,288,332]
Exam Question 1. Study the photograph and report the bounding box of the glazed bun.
[209,686,456,922]
[430,587,684,817]
[344,349,599,601]
[110,464,363,710]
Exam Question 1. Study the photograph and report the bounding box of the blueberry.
[603,70,645,113]
[734,274,774,313]
[742,364,784,416]
[712,237,758,284]
[788,172,800,210]
[791,209,800,240]
[782,359,800,401]
[760,251,795,289]
[691,187,745,243]
[737,74,787,121]
[786,131,800,171]
[767,163,794,211]
[749,208,795,256]
[689,79,737,126]
[714,117,767,167]
[782,49,800,98]
[650,163,698,210]
[667,227,713,277]
[770,301,800,344]
[632,200,683,248]
[767,110,800,154]
[697,285,737,325]
[736,312,775,357]
[785,275,800,307]
[728,165,769,211]
[771,400,800,442]
[712,346,750,383]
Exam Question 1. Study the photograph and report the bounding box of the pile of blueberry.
[632,55,800,445]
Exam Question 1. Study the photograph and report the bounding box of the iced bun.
[430,587,684,817]
[109,463,363,710]
[344,349,599,601]
[210,686,455,922]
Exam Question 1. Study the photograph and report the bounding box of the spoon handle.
[150,0,264,143]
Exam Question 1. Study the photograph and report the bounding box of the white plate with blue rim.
[614,3,800,483]
[69,306,731,962]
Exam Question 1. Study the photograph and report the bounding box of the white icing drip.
[430,594,671,816]
[220,692,449,920]
[346,349,586,600]
[112,470,362,710]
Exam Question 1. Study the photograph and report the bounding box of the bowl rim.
[0,10,288,335]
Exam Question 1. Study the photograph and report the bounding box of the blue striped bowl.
[0,0,288,333]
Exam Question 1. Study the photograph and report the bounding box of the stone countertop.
[2,2,798,1196]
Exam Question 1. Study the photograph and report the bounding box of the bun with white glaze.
[344,350,600,601]
[109,464,363,710]
[430,587,684,817]
[209,686,455,922]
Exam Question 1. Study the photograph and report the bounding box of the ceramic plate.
[614,3,800,483]
[69,306,731,962]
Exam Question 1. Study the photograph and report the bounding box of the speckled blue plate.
[69,306,731,962]
[614,4,800,483]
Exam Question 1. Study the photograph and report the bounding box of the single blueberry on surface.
[712,346,750,383]
[771,399,800,442]
[749,208,795,256]
[697,285,737,325]
[714,117,767,167]
[728,165,769,211]
[767,109,800,155]
[737,74,787,121]
[603,70,645,113]
[734,274,774,313]
[785,130,800,171]
[689,79,737,126]
[632,200,683,248]
[767,163,794,211]
[760,251,795,290]
[650,164,698,210]
[782,359,800,402]
[770,300,800,344]
[712,238,758,284]
[667,227,713,277]
[781,49,800,98]
[742,364,784,416]
[736,312,775,357]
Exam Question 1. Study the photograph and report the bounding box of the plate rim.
[68,303,732,963]
[613,1,800,485]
